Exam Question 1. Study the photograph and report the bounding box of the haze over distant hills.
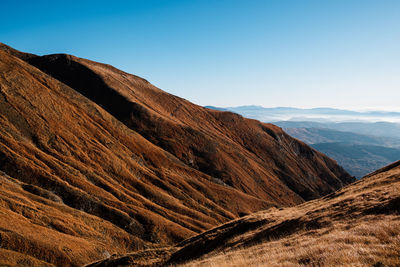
[275,121,400,140]
[205,106,400,124]
[206,106,400,177]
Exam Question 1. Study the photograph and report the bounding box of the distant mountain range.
[311,142,400,178]
[206,106,400,177]
[205,105,400,124]
[275,121,400,139]
[282,128,400,178]
[281,127,400,148]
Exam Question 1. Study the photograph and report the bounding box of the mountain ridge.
[283,127,400,177]
[206,104,400,178]
[208,105,400,118]
[12,45,354,202]
[0,43,353,266]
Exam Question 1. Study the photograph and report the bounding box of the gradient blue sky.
[1,0,399,110]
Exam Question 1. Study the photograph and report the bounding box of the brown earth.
[0,43,353,266]
[91,161,400,266]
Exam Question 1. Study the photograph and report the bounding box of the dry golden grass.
[162,162,400,267]
[179,216,400,267]
[0,44,355,265]
[0,248,53,267]
[86,162,400,266]
[0,48,268,265]
[86,247,179,267]
[24,43,355,206]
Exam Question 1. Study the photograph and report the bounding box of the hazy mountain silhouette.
[283,127,400,177]
[206,105,400,178]
[209,106,400,124]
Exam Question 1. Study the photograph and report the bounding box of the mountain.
[91,160,400,266]
[311,143,400,178]
[0,44,353,266]
[207,105,400,177]
[206,105,400,138]
[203,106,228,111]
[275,121,400,139]
[208,106,400,125]
[283,127,400,148]
[20,46,354,202]
[282,127,400,177]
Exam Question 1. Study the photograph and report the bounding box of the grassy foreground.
[88,162,400,266]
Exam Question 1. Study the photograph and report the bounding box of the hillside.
[12,43,354,203]
[283,127,400,177]
[206,107,400,177]
[91,161,400,266]
[0,44,353,265]
[312,143,400,178]
[275,121,400,139]
[1,48,263,266]
[283,127,400,148]
[206,106,400,125]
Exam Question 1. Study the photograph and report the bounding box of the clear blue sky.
[1,0,399,110]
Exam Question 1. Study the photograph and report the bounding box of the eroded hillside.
[23,47,353,202]
[125,161,398,267]
[0,43,354,266]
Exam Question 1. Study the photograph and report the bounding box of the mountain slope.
[0,49,272,266]
[283,127,400,148]
[0,43,353,265]
[275,120,400,139]
[208,105,400,124]
[170,161,400,266]
[93,161,400,266]
[311,142,400,178]
[283,127,400,177]
[19,48,353,202]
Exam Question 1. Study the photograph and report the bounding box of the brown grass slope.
[92,161,400,266]
[0,43,353,265]
[0,49,275,266]
[171,160,400,266]
[15,45,354,205]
